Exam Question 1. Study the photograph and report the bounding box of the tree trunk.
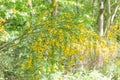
[48,0,52,3]
[105,0,111,35]
[76,0,79,14]
[51,0,58,16]
[92,0,95,18]
[97,2,104,68]
[28,0,32,9]
[111,5,119,25]
[98,2,104,37]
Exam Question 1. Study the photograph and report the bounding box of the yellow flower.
[79,56,85,61]
[21,64,25,69]
[50,39,55,46]
[0,18,6,22]
[39,67,43,71]
[58,78,62,80]
[13,45,17,49]
[50,66,55,72]
[12,8,16,13]
[55,39,59,47]
[58,29,62,34]
[100,40,106,48]
[28,28,32,34]
[27,58,33,69]
[27,0,32,6]
[31,74,34,77]
[0,25,4,32]
[89,42,94,48]
[102,47,109,54]
[104,57,109,62]
[116,60,120,66]
[53,0,57,7]
[60,64,64,69]
[64,46,70,56]
[65,24,70,29]
[26,22,30,28]
[61,56,65,60]
[35,75,39,79]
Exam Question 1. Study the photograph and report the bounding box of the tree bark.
[51,0,58,16]
[92,0,95,18]
[98,2,104,37]
[105,0,111,35]
[76,0,79,14]
[48,0,52,3]
[97,2,104,68]
[111,5,119,25]
[28,0,32,9]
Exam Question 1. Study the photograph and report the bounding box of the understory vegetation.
[0,0,120,80]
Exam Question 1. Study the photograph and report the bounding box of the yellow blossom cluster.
[0,18,6,32]
[107,25,120,40]
[21,12,119,73]
[0,18,7,41]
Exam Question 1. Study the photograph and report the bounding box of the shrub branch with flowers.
[20,11,120,79]
[0,0,120,80]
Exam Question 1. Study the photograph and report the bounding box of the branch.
[105,0,111,35]
[0,29,29,51]
[111,5,119,25]
[0,26,40,51]
[111,1,120,7]
[98,2,104,36]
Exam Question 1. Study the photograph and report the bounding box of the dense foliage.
[0,0,120,80]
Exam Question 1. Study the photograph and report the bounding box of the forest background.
[0,0,120,80]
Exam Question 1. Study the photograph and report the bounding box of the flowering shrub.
[20,12,119,79]
[0,18,8,41]
[0,0,120,80]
